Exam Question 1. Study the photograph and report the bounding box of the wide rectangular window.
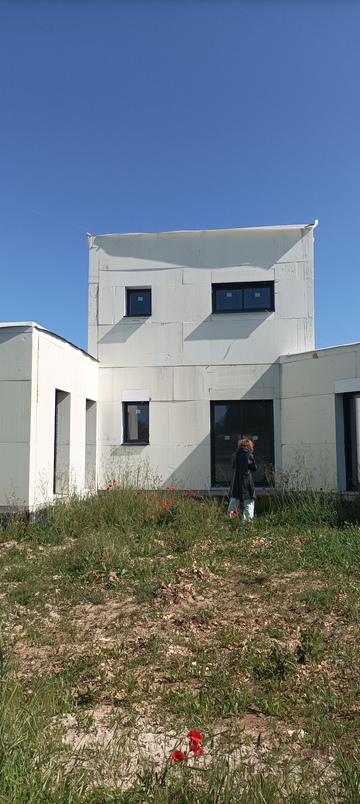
[53,390,71,494]
[123,402,149,444]
[126,288,151,317]
[212,282,274,313]
[210,400,274,487]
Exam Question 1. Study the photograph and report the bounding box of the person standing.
[227,438,257,521]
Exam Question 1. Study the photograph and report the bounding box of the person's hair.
[237,438,254,453]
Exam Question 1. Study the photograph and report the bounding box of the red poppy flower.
[201,503,206,507]
[181,493,187,498]
[187,730,202,744]
[190,743,204,756]
[113,479,117,483]
[188,489,194,495]
[172,750,186,762]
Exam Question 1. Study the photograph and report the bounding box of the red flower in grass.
[188,489,194,495]
[113,479,117,483]
[187,730,202,742]
[187,731,204,755]
[181,493,187,498]
[190,743,204,756]
[172,750,186,762]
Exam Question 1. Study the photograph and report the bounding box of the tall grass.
[0,482,359,801]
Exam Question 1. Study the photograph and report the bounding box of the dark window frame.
[212,281,274,314]
[126,288,152,317]
[123,401,150,445]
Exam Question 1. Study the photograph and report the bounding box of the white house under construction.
[1,222,360,511]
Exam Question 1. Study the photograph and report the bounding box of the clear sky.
[1,0,359,352]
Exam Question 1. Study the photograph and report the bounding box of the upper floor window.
[212,282,274,314]
[126,288,151,317]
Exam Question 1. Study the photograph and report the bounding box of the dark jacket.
[230,446,257,501]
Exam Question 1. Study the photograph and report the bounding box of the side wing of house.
[280,343,360,491]
[0,323,99,512]
[0,325,33,510]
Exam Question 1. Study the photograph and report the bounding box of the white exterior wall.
[0,326,32,508]
[89,225,315,489]
[280,343,360,491]
[30,328,98,507]
[0,324,98,510]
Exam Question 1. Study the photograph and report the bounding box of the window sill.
[122,441,149,446]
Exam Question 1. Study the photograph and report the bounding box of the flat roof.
[0,322,97,362]
[87,221,318,239]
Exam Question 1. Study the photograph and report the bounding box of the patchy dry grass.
[0,487,359,801]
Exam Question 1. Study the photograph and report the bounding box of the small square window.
[126,288,151,317]
[123,402,149,444]
[212,282,274,313]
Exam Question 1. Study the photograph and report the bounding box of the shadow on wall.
[99,361,281,491]
[91,228,309,271]
[97,312,268,347]
[100,437,212,493]
[184,313,269,342]
[98,319,144,345]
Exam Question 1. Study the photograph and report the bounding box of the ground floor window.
[123,402,149,444]
[343,393,360,491]
[85,399,97,488]
[210,400,274,487]
[53,390,71,494]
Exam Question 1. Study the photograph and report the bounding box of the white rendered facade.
[88,224,315,491]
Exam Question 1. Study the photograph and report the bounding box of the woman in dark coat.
[227,438,257,520]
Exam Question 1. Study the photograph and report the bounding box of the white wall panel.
[282,443,337,491]
[173,366,207,401]
[211,267,274,284]
[0,444,30,509]
[150,401,210,448]
[0,381,31,442]
[99,268,183,287]
[97,322,183,367]
[0,328,33,380]
[281,394,336,445]
[281,350,357,398]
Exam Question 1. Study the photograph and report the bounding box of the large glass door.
[211,400,274,487]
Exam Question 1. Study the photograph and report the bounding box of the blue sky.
[1,0,359,351]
